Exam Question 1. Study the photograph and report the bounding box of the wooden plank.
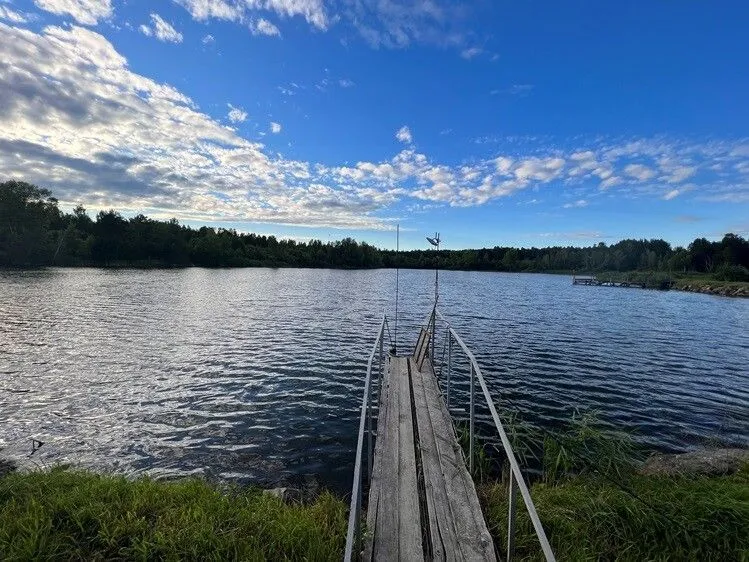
[414,357,498,561]
[397,357,423,559]
[414,328,431,370]
[414,328,428,362]
[410,357,451,561]
[367,356,398,560]
[366,356,423,561]
[364,354,391,560]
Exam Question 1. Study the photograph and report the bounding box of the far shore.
[3,264,748,298]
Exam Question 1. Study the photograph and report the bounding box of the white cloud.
[570,151,595,161]
[339,78,355,88]
[140,13,183,43]
[1,21,748,230]
[624,163,655,181]
[250,17,280,36]
[175,0,327,29]
[507,84,533,95]
[34,0,112,25]
[663,189,680,200]
[563,199,588,208]
[227,104,248,123]
[270,121,282,133]
[494,156,513,175]
[701,193,749,203]
[0,5,29,23]
[537,231,606,240]
[0,22,391,229]
[202,34,215,44]
[514,157,565,182]
[396,125,412,144]
[665,165,696,184]
[346,0,466,50]
[600,176,622,189]
[174,0,474,52]
[460,47,482,59]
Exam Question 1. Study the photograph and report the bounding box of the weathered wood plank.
[417,357,497,561]
[410,356,451,561]
[397,358,423,559]
[414,328,431,370]
[364,354,391,561]
[366,356,423,561]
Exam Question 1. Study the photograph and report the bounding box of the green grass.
[592,270,749,293]
[479,465,749,561]
[472,412,749,561]
[0,468,347,561]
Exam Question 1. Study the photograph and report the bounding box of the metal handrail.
[433,308,556,562]
[344,315,387,562]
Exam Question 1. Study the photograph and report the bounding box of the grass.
[3,415,746,560]
[592,270,749,294]
[480,466,749,561]
[670,273,749,292]
[0,468,347,561]
[471,412,749,561]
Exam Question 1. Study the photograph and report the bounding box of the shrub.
[714,264,749,282]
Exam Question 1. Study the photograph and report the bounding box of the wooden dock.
[364,330,497,561]
[572,274,646,289]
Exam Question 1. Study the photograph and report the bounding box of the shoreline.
[3,264,747,298]
[1,447,746,560]
[672,281,749,298]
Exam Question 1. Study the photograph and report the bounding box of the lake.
[1,268,747,493]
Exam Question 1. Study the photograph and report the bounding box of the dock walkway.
[364,332,496,561]
[345,311,555,562]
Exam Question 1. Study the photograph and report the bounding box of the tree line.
[1,180,748,280]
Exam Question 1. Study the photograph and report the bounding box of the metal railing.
[343,315,387,562]
[430,307,556,562]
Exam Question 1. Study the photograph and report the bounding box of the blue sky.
[1,0,747,250]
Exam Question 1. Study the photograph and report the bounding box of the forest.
[2,180,748,280]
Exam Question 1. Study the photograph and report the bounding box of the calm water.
[1,268,748,492]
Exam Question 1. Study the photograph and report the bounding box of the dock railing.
[344,314,388,562]
[430,307,556,562]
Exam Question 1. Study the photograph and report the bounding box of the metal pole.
[378,325,384,400]
[447,331,452,409]
[430,307,436,366]
[367,370,373,483]
[469,361,475,474]
[507,470,518,561]
[344,317,384,562]
[394,224,399,353]
[356,474,363,554]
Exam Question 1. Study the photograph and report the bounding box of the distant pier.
[572,273,646,289]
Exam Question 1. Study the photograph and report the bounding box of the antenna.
[426,232,440,305]
[394,223,399,354]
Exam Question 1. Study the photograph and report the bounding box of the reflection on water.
[1,268,747,492]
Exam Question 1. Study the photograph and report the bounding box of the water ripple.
[1,268,748,492]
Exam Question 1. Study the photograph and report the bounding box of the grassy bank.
[591,270,749,296]
[3,433,747,560]
[0,469,346,560]
[479,466,749,561]
[670,273,749,297]
[467,413,749,561]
